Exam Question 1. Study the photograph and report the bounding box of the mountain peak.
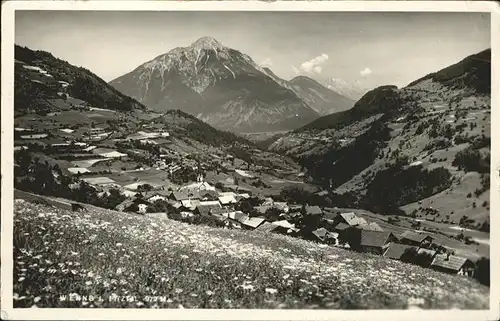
[190,36,224,50]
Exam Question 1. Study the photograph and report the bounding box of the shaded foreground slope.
[13,199,489,309]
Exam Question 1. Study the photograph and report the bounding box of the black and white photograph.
[1,1,498,320]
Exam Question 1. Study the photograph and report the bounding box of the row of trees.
[15,150,126,210]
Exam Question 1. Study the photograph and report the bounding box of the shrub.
[452,147,490,173]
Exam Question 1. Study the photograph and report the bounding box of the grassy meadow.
[13,199,489,309]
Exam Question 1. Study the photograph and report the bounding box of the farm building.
[337,212,364,227]
[311,227,331,243]
[334,222,351,232]
[198,190,219,201]
[358,230,398,255]
[225,211,248,222]
[218,194,237,206]
[417,247,438,259]
[116,198,150,212]
[240,217,266,230]
[272,220,300,235]
[181,199,201,211]
[273,202,289,212]
[67,167,91,175]
[20,133,48,140]
[305,205,323,216]
[195,201,222,216]
[383,243,418,260]
[399,231,434,247]
[179,181,216,192]
[255,221,280,233]
[146,190,172,203]
[169,191,200,202]
[362,222,384,232]
[430,254,475,276]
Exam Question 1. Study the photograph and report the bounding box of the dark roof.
[306,205,323,215]
[400,231,433,243]
[312,227,329,239]
[199,190,218,198]
[431,254,472,271]
[340,212,361,226]
[360,230,393,248]
[383,243,417,260]
[334,222,351,231]
[170,190,200,201]
[417,248,437,257]
[255,221,279,233]
[362,222,384,232]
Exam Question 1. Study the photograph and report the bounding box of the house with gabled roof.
[399,231,434,247]
[339,212,362,226]
[181,199,201,211]
[218,194,237,206]
[169,190,200,202]
[255,221,279,233]
[362,222,384,232]
[145,190,171,203]
[311,227,330,243]
[271,220,300,235]
[359,230,398,255]
[383,243,418,260]
[334,222,351,232]
[199,190,219,201]
[430,254,475,276]
[240,217,266,230]
[305,205,323,216]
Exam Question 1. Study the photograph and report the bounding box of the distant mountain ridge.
[14,45,145,115]
[110,37,355,132]
[407,48,491,94]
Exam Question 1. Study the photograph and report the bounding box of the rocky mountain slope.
[261,68,354,116]
[109,37,326,133]
[268,49,491,228]
[14,45,145,116]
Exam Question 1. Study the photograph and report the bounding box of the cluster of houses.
[113,176,477,278]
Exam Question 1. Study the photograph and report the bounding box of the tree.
[474,257,490,286]
[137,184,153,193]
[147,200,169,213]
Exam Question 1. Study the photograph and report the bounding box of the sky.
[15,11,490,91]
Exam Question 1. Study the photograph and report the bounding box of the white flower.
[265,288,278,294]
[205,290,214,296]
[116,268,123,275]
[34,296,41,303]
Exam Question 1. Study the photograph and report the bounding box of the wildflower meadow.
[13,199,489,309]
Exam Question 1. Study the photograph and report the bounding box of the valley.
[11,41,491,309]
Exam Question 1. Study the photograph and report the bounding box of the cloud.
[297,53,329,74]
[360,67,372,76]
[292,65,300,74]
[260,58,273,68]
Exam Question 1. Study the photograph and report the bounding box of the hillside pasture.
[13,199,489,309]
